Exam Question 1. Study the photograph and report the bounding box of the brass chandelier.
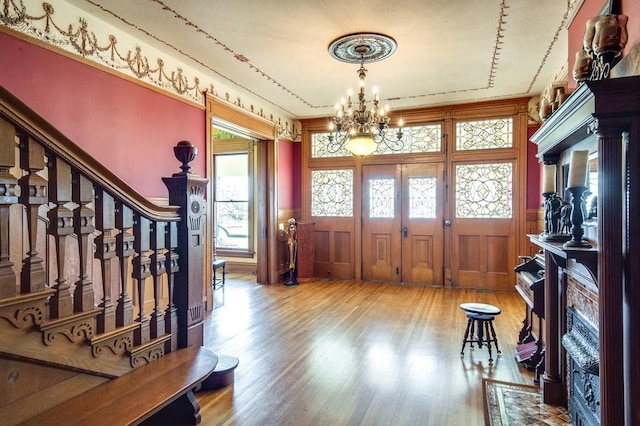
[325,33,404,156]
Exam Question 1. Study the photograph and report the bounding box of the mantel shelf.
[528,234,598,285]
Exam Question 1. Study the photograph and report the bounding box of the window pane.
[456,163,512,218]
[311,170,353,217]
[215,154,248,200]
[311,124,442,158]
[456,118,513,151]
[409,177,437,218]
[369,178,395,218]
[216,201,248,249]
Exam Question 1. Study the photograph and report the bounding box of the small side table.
[212,259,226,290]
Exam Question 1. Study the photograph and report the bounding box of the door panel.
[449,161,517,291]
[362,163,444,285]
[362,165,401,281]
[401,163,444,285]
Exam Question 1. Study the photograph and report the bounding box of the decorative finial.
[173,140,197,175]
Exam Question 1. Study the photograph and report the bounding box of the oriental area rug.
[483,378,572,425]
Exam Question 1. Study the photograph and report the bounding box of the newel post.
[163,141,208,348]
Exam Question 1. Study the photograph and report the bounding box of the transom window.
[311,124,442,158]
[456,118,513,151]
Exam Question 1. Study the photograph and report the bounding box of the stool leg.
[460,318,473,356]
[489,320,501,356]
[476,319,484,348]
[484,320,494,362]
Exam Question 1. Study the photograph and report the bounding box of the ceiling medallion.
[328,33,397,64]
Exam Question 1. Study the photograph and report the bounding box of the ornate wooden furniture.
[513,253,545,381]
[459,302,502,363]
[530,75,640,425]
[19,346,217,426]
[0,85,214,423]
[212,259,227,290]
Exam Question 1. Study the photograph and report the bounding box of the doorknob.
[444,220,452,226]
[403,226,408,237]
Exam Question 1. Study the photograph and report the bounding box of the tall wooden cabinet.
[530,75,639,425]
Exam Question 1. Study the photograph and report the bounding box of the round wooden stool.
[459,302,502,363]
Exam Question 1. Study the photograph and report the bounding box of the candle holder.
[563,186,592,248]
[541,192,571,242]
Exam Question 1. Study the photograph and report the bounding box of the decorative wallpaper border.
[0,0,300,140]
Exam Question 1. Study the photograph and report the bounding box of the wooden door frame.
[205,95,278,299]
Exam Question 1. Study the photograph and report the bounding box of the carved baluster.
[72,171,95,312]
[115,202,134,327]
[94,189,117,332]
[149,221,166,339]
[165,221,179,353]
[17,137,47,294]
[47,156,74,318]
[133,214,151,344]
[0,118,19,297]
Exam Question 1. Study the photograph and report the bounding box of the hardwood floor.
[197,274,535,425]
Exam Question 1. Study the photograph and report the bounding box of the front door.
[362,163,444,285]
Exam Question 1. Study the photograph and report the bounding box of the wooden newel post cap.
[173,140,198,175]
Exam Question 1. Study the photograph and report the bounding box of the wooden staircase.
[0,84,212,424]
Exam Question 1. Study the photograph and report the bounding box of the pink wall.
[0,32,206,197]
[527,126,542,209]
[568,0,640,90]
[278,140,294,210]
[277,139,301,210]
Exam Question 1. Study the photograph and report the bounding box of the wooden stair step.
[199,354,239,391]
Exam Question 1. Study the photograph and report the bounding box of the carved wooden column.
[133,215,151,345]
[626,118,640,426]
[48,156,74,319]
[163,141,207,348]
[164,221,179,353]
[17,137,47,294]
[115,202,135,327]
[95,189,117,332]
[542,249,565,405]
[0,118,18,297]
[595,120,625,425]
[149,221,167,339]
[73,172,95,312]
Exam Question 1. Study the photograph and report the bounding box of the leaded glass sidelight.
[369,178,395,218]
[456,118,513,151]
[311,169,353,217]
[409,177,437,218]
[456,163,512,218]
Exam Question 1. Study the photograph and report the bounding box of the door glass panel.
[456,118,513,150]
[311,169,353,217]
[408,177,437,218]
[369,178,395,218]
[455,163,512,218]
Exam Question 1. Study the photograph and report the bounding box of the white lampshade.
[346,133,377,156]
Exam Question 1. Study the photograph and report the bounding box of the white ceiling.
[65,0,576,120]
